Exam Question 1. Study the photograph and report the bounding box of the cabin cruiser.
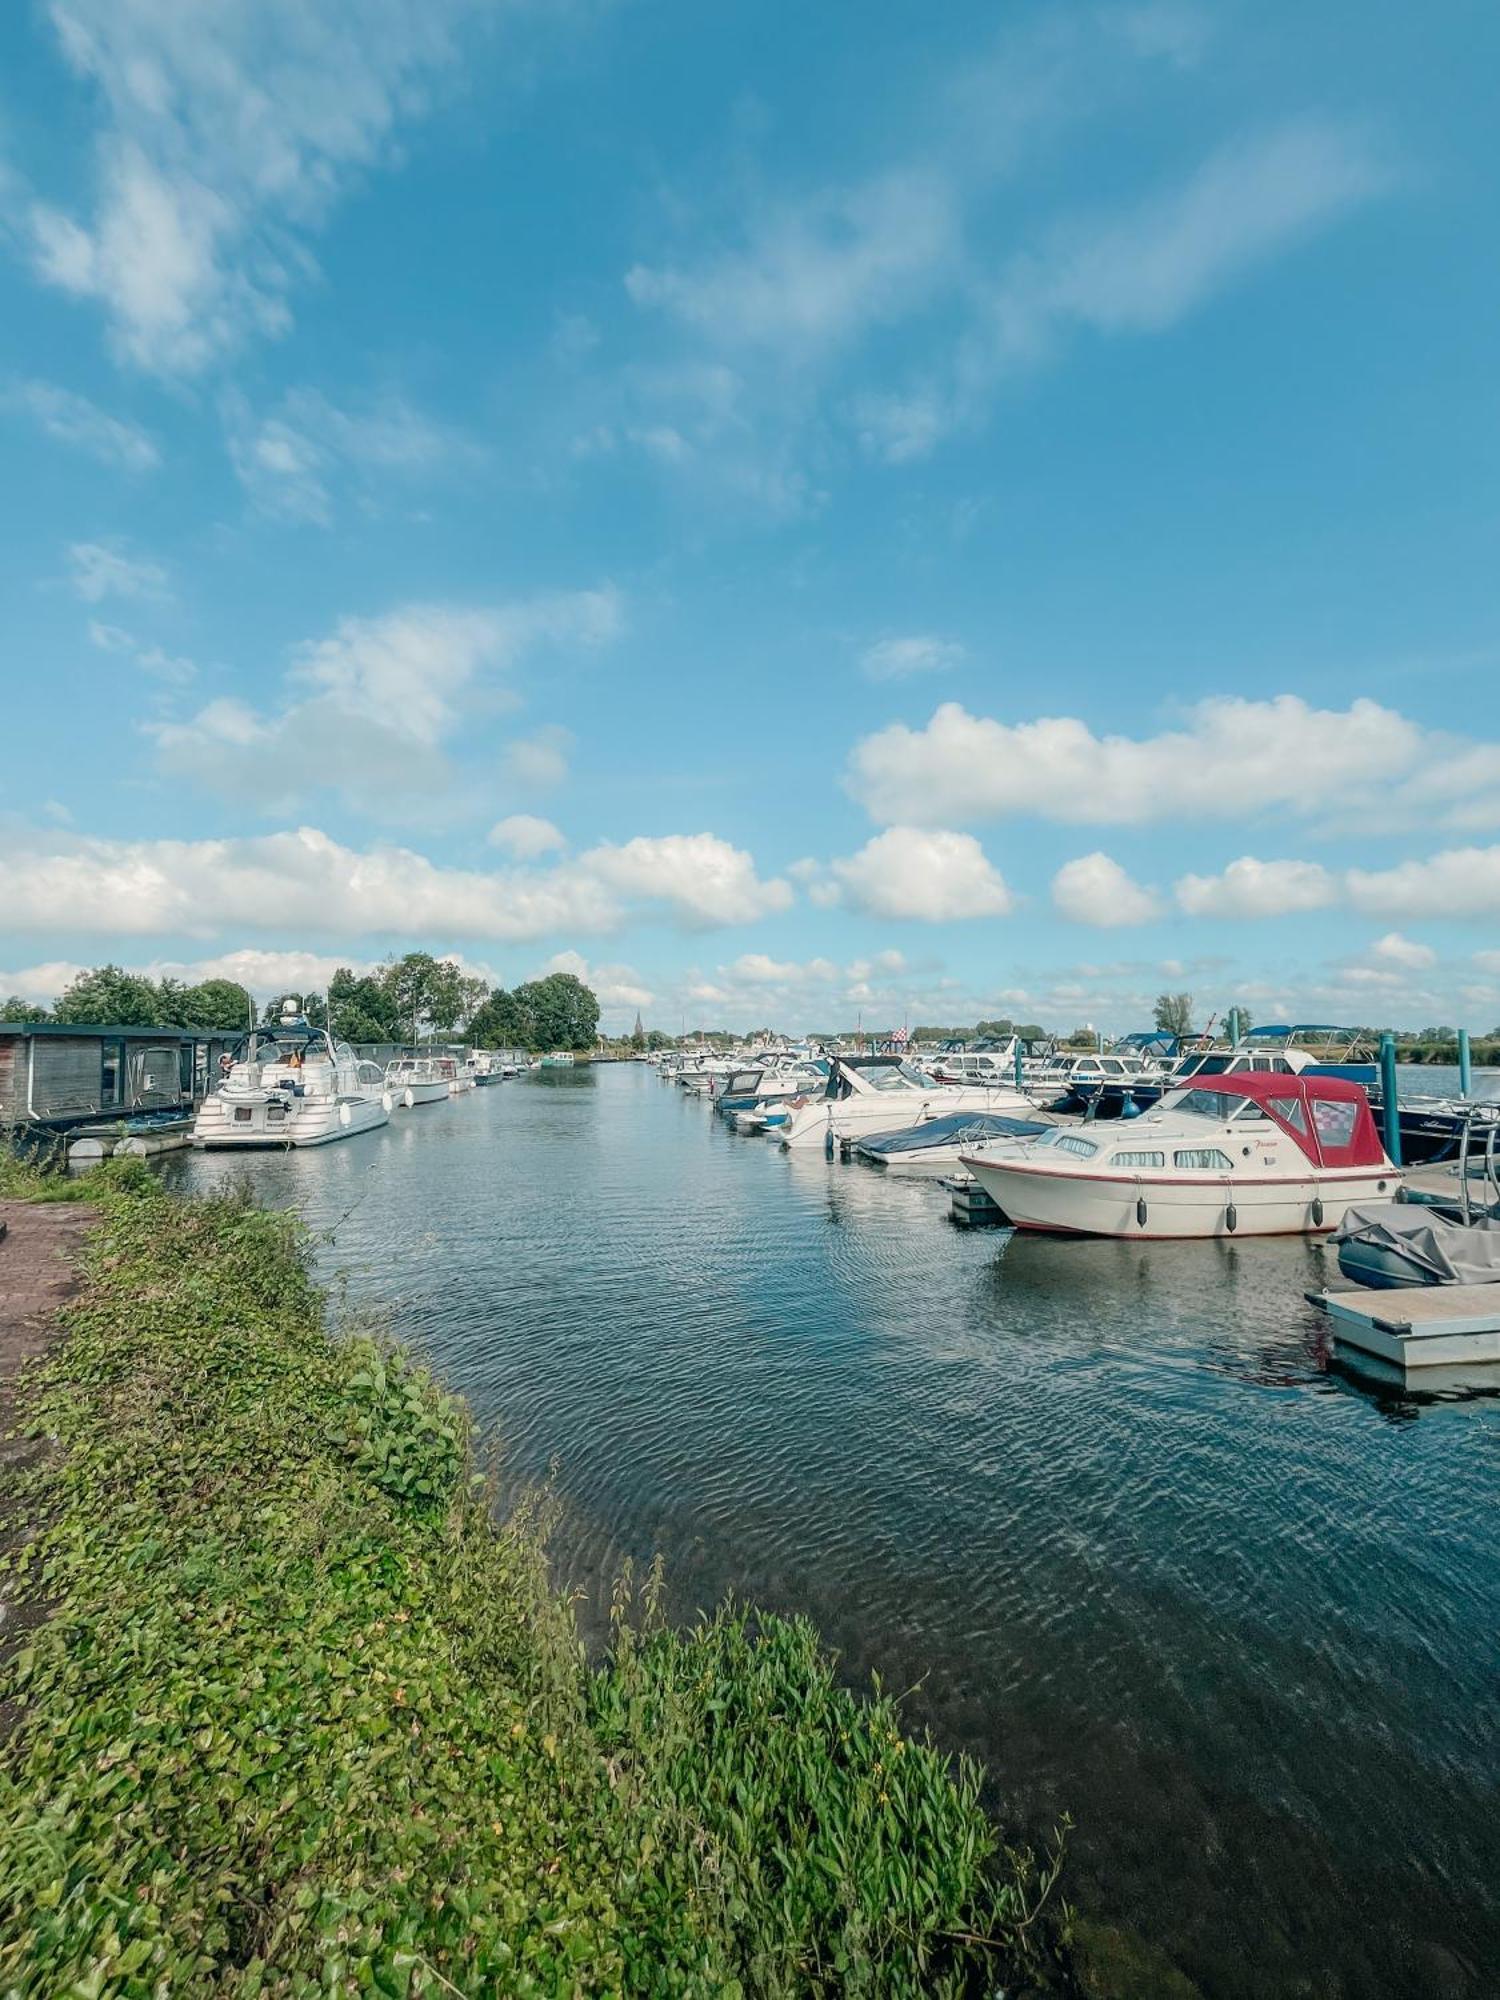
[434,1054,476,1094]
[960,1073,1399,1239]
[1033,1052,1164,1116]
[713,1059,829,1116]
[929,1048,1025,1088]
[778,1054,1036,1153]
[384,1056,450,1108]
[855,1110,1053,1174]
[471,1053,503,1085]
[194,1012,390,1149]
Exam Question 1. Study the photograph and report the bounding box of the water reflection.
[166,1069,1500,1999]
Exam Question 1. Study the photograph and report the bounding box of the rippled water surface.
[167,1067,1500,1998]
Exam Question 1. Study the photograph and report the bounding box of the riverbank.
[0,1162,1075,1997]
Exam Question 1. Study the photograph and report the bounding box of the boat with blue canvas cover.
[855,1111,1053,1174]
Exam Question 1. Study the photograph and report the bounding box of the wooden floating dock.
[945,1175,1007,1228]
[1311,1285,1500,1368]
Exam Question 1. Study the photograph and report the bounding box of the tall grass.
[0,1165,1072,1995]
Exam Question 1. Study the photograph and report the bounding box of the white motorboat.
[194,1011,390,1149]
[435,1054,476,1094]
[960,1073,1400,1239]
[778,1054,1036,1152]
[384,1056,450,1107]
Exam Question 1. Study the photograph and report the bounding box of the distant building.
[632,1011,645,1040]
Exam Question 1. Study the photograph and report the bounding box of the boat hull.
[394,1079,449,1107]
[961,1156,1398,1239]
[194,1094,389,1149]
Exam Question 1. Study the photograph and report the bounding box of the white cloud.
[626,169,958,361]
[27,0,487,373]
[3,377,159,469]
[725,952,838,985]
[847,693,1497,830]
[223,386,479,522]
[1175,857,1337,917]
[1475,951,1500,976]
[0,960,88,1004]
[1346,849,1500,920]
[502,726,575,791]
[67,539,169,603]
[1175,850,1500,923]
[88,619,195,685]
[0,822,790,944]
[860,634,966,681]
[488,814,565,859]
[1052,852,1162,925]
[150,591,619,814]
[580,833,793,927]
[1369,931,1436,970]
[829,826,1013,920]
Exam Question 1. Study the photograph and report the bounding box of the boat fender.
[1225,1200,1238,1234]
[1136,1195,1148,1229]
[339,1103,352,1128]
[403,1086,415,1110]
[382,1092,394,1113]
[1311,1196,1325,1228]
[825,1123,836,1160]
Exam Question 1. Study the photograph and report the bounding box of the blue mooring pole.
[1227,1007,1241,1048]
[1379,1033,1402,1167]
[1014,1039,1025,1090]
[1459,1028,1473,1099]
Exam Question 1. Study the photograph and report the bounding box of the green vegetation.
[468,972,600,1054]
[9,964,261,1031]
[0,1167,1068,1995]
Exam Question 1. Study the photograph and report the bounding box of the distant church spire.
[632,1010,645,1039]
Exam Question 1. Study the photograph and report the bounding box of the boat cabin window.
[1172,1087,1238,1119]
[1110,1149,1165,1168]
[1173,1148,1234,1171]
[1229,1099,1270,1122]
[1267,1096,1310,1138]
[1036,1130,1098,1158]
[1311,1098,1359,1148]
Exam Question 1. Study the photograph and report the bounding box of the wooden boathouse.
[0,1022,239,1132]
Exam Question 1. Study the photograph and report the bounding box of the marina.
[164,1059,1500,2000]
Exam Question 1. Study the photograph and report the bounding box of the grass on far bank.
[0,1159,1073,1997]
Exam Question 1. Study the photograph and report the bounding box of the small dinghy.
[1332,1203,1500,1291]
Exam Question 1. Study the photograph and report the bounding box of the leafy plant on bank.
[0,1167,1072,1996]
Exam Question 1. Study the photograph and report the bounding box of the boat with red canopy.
[959,1072,1401,1239]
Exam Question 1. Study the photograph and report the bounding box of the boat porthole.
[1377,1179,1388,1192]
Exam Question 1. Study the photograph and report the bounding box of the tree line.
[0,955,602,1055]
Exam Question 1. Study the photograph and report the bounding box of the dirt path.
[0,1200,93,1467]
[0,1199,94,1736]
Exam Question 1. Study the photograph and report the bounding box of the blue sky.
[2,0,1498,1034]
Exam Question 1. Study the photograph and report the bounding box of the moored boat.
[194,1012,390,1149]
[960,1073,1399,1239]
[384,1056,450,1108]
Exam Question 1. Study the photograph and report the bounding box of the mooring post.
[1459,1028,1472,1098]
[1014,1039,1024,1090]
[1227,1007,1241,1048]
[1380,1033,1402,1167]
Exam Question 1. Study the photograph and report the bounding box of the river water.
[166,1066,1500,1999]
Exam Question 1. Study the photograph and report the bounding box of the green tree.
[0,994,49,1022]
[467,986,527,1050]
[178,979,256,1031]
[1153,992,1195,1038]
[518,972,600,1051]
[383,953,469,1041]
[328,967,401,1045]
[53,964,163,1027]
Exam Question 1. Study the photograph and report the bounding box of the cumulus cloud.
[0,823,790,944]
[502,726,575,791]
[1052,852,1161,925]
[827,826,1013,920]
[847,694,1496,831]
[1175,849,1500,922]
[4,377,159,469]
[860,635,966,681]
[1174,856,1337,917]
[26,0,489,373]
[67,539,169,603]
[150,591,619,816]
[1369,932,1436,970]
[488,814,566,859]
[581,833,793,926]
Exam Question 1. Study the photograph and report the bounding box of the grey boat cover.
[1332,1203,1500,1286]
